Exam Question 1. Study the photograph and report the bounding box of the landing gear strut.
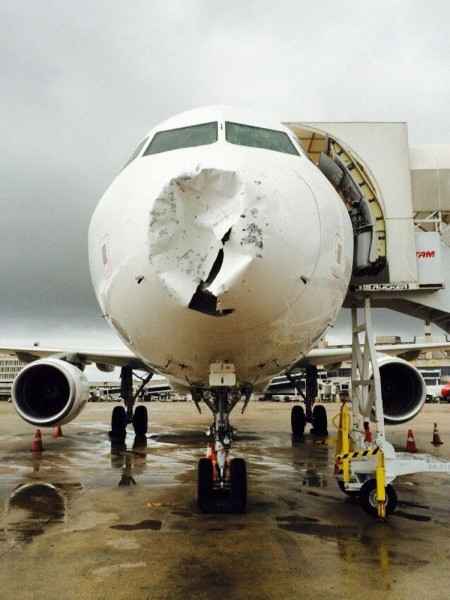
[109,367,153,441]
[192,384,252,513]
[286,366,328,437]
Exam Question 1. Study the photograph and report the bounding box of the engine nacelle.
[377,355,426,425]
[96,362,115,373]
[12,358,90,427]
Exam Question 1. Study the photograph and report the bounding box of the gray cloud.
[1,1,449,348]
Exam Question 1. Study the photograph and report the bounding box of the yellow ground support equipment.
[333,297,450,518]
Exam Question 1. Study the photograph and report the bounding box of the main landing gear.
[109,367,153,441]
[192,383,252,513]
[287,366,328,437]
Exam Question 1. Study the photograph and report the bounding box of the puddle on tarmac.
[149,433,204,446]
[275,513,431,570]
[4,482,82,542]
[295,470,328,488]
[108,438,198,488]
[110,519,162,531]
[276,514,350,539]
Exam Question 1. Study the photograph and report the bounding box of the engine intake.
[12,358,90,427]
[377,355,426,425]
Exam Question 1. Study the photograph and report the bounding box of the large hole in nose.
[203,248,224,288]
[188,229,234,317]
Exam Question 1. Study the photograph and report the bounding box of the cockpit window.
[144,122,218,156]
[122,136,149,169]
[225,122,300,156]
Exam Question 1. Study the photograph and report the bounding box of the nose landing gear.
[192,383,251,513]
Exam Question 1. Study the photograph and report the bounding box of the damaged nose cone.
[148,166,258,313]
[189,230,235,316]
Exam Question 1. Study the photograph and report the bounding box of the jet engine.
[377,355,426,425]
[12,358,90,427]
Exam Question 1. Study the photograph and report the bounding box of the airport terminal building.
[0,355,24,399]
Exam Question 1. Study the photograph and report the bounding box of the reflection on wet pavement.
[4,482,81,542]
[110,440,147,486]
[1,403,450,600]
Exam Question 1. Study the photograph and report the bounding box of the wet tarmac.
[1,400,450,599]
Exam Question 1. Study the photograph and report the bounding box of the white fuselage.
[89,107,353,391]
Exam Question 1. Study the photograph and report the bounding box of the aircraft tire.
[312,404,328,436]
[110,405,127,440]
[198,458,213,512]
[132,405,148,436]
[230,457,247,513]
[291,405,306,436]
[359,479,398,517]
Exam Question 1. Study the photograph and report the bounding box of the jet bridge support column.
[350,295,385,446]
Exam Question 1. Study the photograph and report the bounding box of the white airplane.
[3,106,449,513]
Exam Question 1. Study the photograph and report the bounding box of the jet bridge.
[285,121,450,517]
[286,121,450,334]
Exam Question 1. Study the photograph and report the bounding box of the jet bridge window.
[144,122,218,155]
[225,122,300,156]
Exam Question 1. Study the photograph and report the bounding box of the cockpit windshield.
[144,122,218,156]
[123,136,149,169]
[225,122,300,156]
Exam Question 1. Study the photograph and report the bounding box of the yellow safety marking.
[335,447,381,461]
[335,447,381,477]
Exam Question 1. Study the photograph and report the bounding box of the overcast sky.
[1,0,450,357]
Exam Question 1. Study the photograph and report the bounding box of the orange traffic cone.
[405,429,418,453]
[53,425,63,438]
[431,423,443,445]
[30,429,45,452]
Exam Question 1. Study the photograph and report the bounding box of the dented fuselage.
[89,106,353,391]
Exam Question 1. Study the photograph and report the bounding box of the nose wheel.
[197,453,247,514]
[197,457,214,512]
[230,457,247,512]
